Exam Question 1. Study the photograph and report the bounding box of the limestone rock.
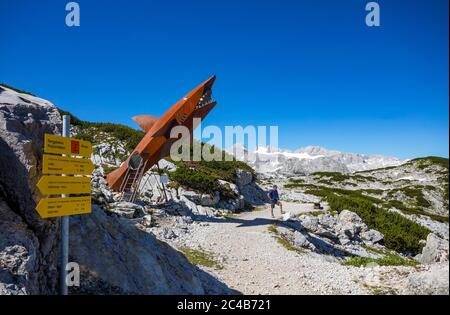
[239,182,268,205]
[299,215,319,232]
[1,86,61,294]
[400,263,449,295]
[235,169,253,187]
[282,212,292,221]
[361,229,384,244]
[91,168,114,204]
[318,214,337,229]
[140,215,153,228]
[200,192,220,206]
[218,180,239,196]
[70,205,236,294]
[338,210,368,233]
[108,202,145,219]
[294,231,310,248]
[181,189,202,204]
[415,233,449,264]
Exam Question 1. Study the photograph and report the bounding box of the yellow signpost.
[37,175,91,195]
[44,133,93,157]
[43,154,94,175]
[36,196,92,218]
[38,119,94,295]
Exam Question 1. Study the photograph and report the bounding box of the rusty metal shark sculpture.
[106,76,217,200]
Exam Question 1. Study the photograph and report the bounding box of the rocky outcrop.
[415,233,449,264]
[1,86,237,295]
[229,145,403,176]
[69,205,236,294]
[91,168,115,204]
[235,169,253,187]
[0,86,61,294]
[239,182,268,206]
[281,210,385,258]
[297,210,383,247]
[400,263,449,295]
[107,201,146,219]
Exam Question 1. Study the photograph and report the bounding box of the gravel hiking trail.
[172,202,369,295]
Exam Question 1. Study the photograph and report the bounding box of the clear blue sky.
[1,0,448,159]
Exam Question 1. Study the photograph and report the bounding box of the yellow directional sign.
[37,176,91,195]
[44,134,93,157]
[43,154,94,175]
[36,196,91,218]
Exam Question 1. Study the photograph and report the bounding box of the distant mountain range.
[226,144,404,176]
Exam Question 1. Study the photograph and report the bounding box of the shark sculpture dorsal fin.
[132,115,159,132]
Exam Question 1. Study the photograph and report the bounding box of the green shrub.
[313,172,350,182]
[267,225,305,254]
[325,193,429,255]
[102,165,119,174]
[169,164,222,195]
[178,247,223,270]
[387,187,431,208]
[302,186,430,255]
[74,132,95,143]
[409,156,449,170]
[168,142,255,195]
[343,253,419,267]
[362,189,384,195]
[385,200,448,223]
[312,172,375,183]
[57,109,145,152]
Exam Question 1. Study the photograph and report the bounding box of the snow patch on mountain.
[227,144,404,176]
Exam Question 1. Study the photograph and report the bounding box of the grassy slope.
[287,157,449,255]
[58,109,145,152]
[168,143,255,196]
[285,183,434,256]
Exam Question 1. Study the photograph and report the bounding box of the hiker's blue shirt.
[269,189,279,201]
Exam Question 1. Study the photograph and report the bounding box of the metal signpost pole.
[60,115,70,295]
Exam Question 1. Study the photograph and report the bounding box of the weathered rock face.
[287,210,385,257]
[235,169,253,188]
[1,86,237,295]
[107,201,146,219]
[361,229,384,244]
[0,86,61,294]
[415,233,449,265]
[69,205,235,294]
[91,168,115,204]
[239,182,268,206]
[400,263,449,295]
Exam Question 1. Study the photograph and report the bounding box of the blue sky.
[1,0,448,159]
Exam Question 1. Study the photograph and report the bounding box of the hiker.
[267,185,284,218]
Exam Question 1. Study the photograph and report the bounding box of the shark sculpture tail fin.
[132,115,159,132]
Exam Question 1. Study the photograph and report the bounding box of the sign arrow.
[36,196,91,218]
[37,176,91,195]
[43,154,94,175]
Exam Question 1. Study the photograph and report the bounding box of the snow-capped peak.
[228,143,404,176]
